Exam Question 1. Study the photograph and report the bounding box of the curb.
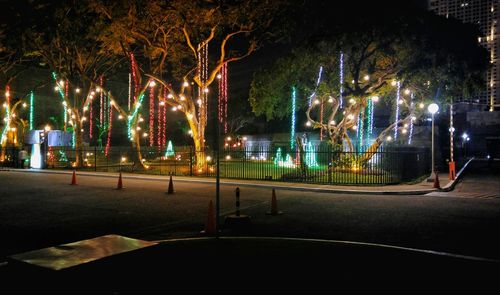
[440,158,474,192]
[4,168,437,196]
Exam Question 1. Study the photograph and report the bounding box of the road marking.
[151,236,500,264]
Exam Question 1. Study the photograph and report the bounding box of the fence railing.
[1,145,433,185]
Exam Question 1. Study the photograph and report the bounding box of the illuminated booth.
[25,130,72,168]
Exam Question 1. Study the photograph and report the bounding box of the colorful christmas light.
[218,62,228,134]
[29,91,34,131]
[305,142,319,167]
[394,81,401,139]
[149,85,155,147]
[408,92,414,144]
[339,52,344,108]
[165,140,175,157]
[290,87,297,149]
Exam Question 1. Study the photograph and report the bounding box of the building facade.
[428,0,500,111]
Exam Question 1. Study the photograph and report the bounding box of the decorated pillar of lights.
[394,81,401,140]
[29,91,34,131]
[149,81,155,147]
[408,92,415,145]
[218,62,228,134]
[339,52,344,108]
[290,87,297,149]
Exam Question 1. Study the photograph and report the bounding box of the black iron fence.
[1,145,433,185]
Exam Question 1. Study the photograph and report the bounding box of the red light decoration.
[149,85,155,147]
[105,100,113,157]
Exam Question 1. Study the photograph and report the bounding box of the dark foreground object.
[1,236,497,292]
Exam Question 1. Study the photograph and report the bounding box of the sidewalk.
[5,160,472,195]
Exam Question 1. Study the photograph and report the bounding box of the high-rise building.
[428,0,500,111]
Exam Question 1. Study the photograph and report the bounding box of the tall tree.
[91,0,288,170]
[23,0,121,167]
[250,2,487,165]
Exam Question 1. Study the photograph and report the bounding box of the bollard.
[224,186,250,229]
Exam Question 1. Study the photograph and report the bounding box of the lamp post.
[428,103,439,180]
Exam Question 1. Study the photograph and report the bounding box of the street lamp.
[428,103,439,180]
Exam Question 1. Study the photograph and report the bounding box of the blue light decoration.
[29,91,34,130]
[339,52,344,108]
[165,140,175,157]
[308,66,324,107]
[305,142,319,167]
[408,92,414,145]
[290,87,297,149]
[394,81,401,140]
[357,109,364,153]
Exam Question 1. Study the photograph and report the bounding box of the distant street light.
[428,103,439,180]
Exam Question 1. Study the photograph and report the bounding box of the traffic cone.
[201,200,216,235]
[433,171,440,189]
[266,189,283,215]
[70,170,77,185]
[116,172,123,190]
[166,175,174,194]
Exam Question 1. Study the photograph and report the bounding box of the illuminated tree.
[22,1,121,167]
[91,0,287,170]
[250,3,487,166]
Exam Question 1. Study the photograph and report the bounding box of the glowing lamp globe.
[427,103,439,115]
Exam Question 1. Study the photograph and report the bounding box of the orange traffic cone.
[267,189,283,215]
[70,170,77,185]
[116,172,123,190]
[166,175,174,194]
[201,200,216,235]
[433,171,440,189]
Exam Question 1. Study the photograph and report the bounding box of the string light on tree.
[290,87,297,149]
[394,81,401,140]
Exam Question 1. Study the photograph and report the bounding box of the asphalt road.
[1,162,500,263]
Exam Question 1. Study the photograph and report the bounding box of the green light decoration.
[127,93,145,139]
[274,148,296,167]
[356,109,364,153]
[165,140,175,157]
[29,91,34,130]
[305,142,319,167]
[59,150,68,162]
[273,147,283,165]
[290,87,296,149]
[282,154,296,168]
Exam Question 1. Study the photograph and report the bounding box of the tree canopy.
[250,1,488,121]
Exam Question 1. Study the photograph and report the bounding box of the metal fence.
[1,144,432,185]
